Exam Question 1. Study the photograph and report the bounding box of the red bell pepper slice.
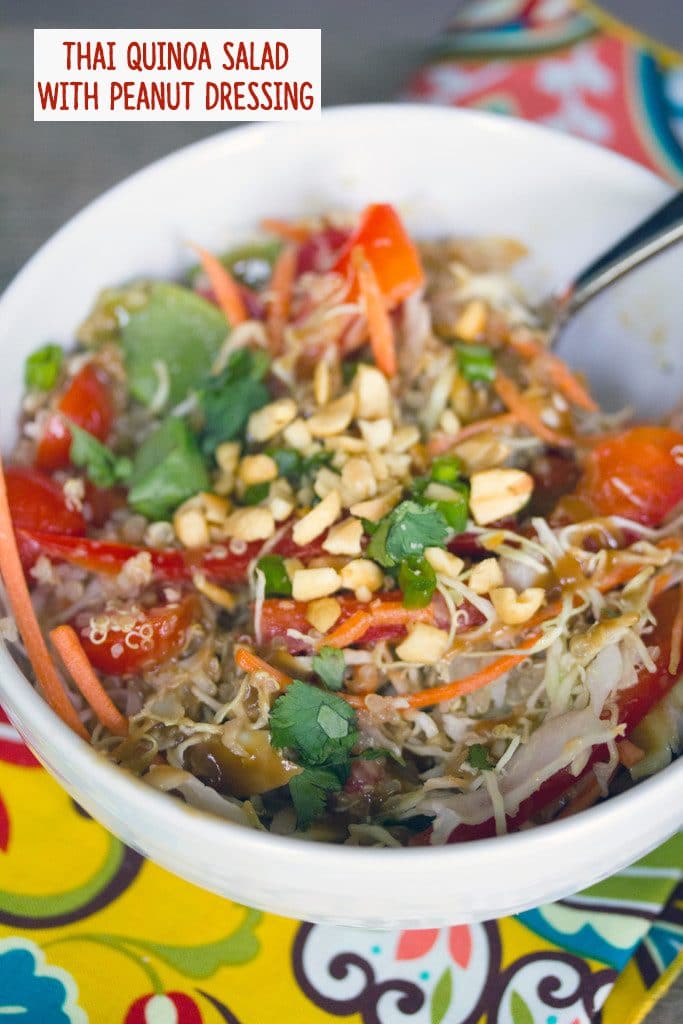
[333,203,425,309]
[35,363,114,472]
[259,591,483,652]
[76,595,198,676]
[577,426,683,528]
[6,465,86,570]
[16,524,328,585]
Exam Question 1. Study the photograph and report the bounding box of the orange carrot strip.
[428,413,518,456]
[556,777,602,819]
[402,632,542,710]
[669,581,683,675]
[493,370,573,448]
[353,246,397,378]
[509,335,597,412]
[617,737,645,768]
[321,610,373,650]
[267,244,298,353]
[234,646,292,688]
[189,243,248,327]
[50,625,128,736]
[261,218,311,243]
[0,453,87,738]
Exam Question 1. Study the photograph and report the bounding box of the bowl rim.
[1,101,681,872]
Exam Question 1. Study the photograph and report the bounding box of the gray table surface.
[2,3,681,1020]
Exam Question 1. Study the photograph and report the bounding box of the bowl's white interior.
[0,105,681,927]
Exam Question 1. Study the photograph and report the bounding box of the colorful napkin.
[2,3,683,1021]
[405,0,683,187]
[0,706,681,1022]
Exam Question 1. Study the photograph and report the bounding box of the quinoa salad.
[1,203,682,846]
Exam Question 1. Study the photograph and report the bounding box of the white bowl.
[1,105,682,928]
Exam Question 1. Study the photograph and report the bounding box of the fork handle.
[559,191,683,320]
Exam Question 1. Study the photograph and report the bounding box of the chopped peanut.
[339,558,383,595]
[247,397,297,442]
[352,364,391,419]
[192,572,236,611]
[224,506,275,542]
[282,417,312,451]
[396,623,450,665]
[238,453,278,486]
[215,441,241,474]
[490,586,545,625]
[314,467,343,500]
[292,489,342,546]
[322,517,364,556]
[283,557,304,581]
[313,360,331,406]
[469,557,504,595]
[424,547,464,579]
[307,393,356,438]
[306,597,342,633]
[454,299,487,342]
[292,567,341,601]
[358,417,392,450]
[341,457,377,505]
[469,467,534,526]
[455,435,511,473]
[173,507,210,549]
[350,485,402,522]
[325,434,367,454]
[389,424,420,453]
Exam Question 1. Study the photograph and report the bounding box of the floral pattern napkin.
[2,2,683,1020]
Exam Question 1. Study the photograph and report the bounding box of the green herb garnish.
[198,347,270,455]
[242,482,270,506]
[398,556,437,609]
[68,422,132,489]
[467,743,493,771]
[270,679,359,829]
[122,283,228,409]
[367,500,449,569]
[265,447,303,482]
[312,646,346,691]
[25,343,63,391]
[127,417,210,520]
[455,343,496,384]
[256,554,292,597]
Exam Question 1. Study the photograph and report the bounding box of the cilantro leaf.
[289,766,343,830]
[198,347,271,455]
[68,422,132,489]
[467,743,493,771]
[270,680,358,767]
[127,417,209,520]
[367,500,449,568]
[122,283,228,409]
[312,647,346,691]
[25,343,63,391]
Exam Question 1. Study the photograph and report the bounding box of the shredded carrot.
[617,737,645,768]
[267,243,298,353]
[669,582,683,675]
[493,370,573,448]
[189,243,248,327]
[508,335,597,412]
[556,777,602,819]
[321,610,373,650]
[353,246,397,378]
[50,625,128,736]
[234,646,292,688]
[261,218,310,243]
[0,453,87,738]
[402,632,542,711]
[428,413,518,456]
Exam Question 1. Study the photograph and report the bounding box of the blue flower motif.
[0,938,87,1024]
